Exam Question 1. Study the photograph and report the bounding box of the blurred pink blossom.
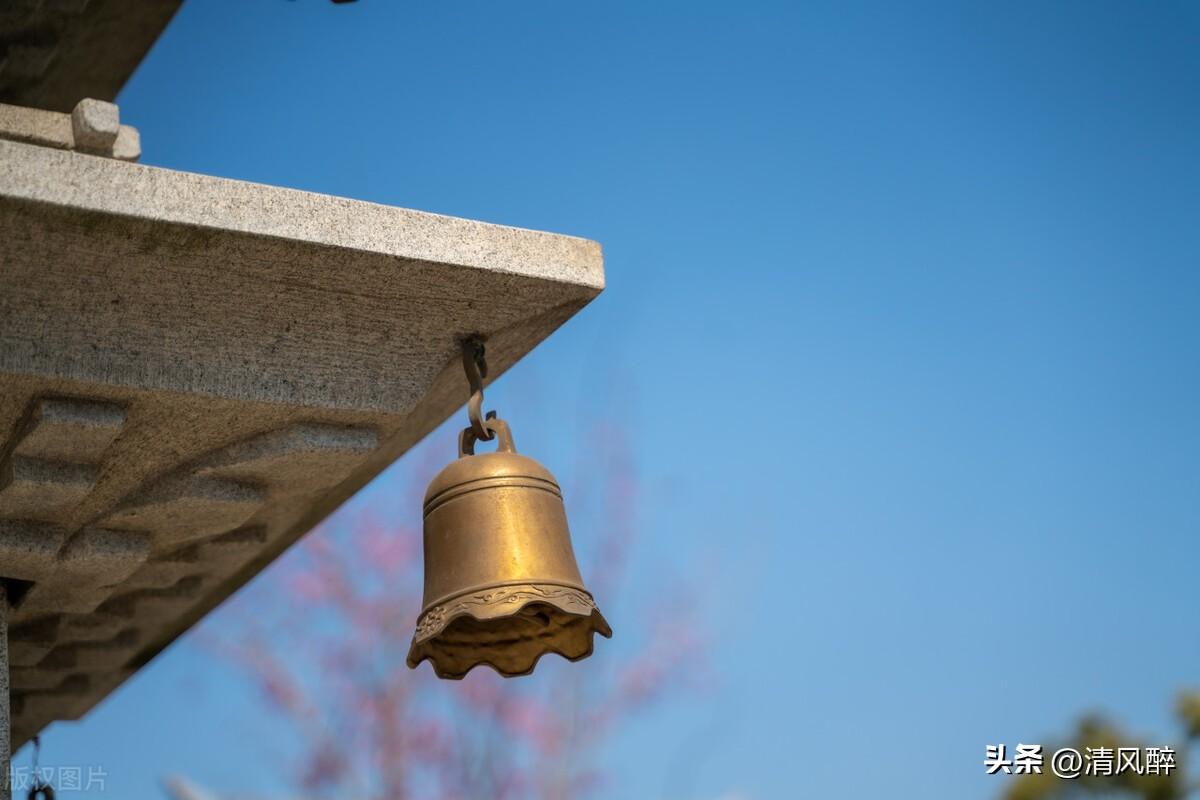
[205,418,709,799]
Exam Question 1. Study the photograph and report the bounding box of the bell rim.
[407,580,612,678]
[406,599,613,680]
[406,610,612,680]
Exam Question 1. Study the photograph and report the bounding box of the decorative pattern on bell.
[406,342,611,679]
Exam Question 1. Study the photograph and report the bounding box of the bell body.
[407,420,611,679]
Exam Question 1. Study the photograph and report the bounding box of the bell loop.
[459,415,517,457]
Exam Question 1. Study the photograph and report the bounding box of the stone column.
[0,582,9,800]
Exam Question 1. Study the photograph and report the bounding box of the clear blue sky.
[19,1,1200,797]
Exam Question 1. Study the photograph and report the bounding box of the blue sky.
[18,1,1200,797]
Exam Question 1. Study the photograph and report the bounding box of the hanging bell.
[406,343,611,679]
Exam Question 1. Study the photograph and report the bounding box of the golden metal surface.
[407,416,611,679]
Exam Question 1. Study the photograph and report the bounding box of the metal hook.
[461,337,493,441]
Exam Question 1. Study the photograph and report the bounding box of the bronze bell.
[407,344,611,679]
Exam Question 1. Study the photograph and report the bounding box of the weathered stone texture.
[0,0,183,113]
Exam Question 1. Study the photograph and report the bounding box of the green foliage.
[1175,691,1200,741]
[1002,695,1199,800]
